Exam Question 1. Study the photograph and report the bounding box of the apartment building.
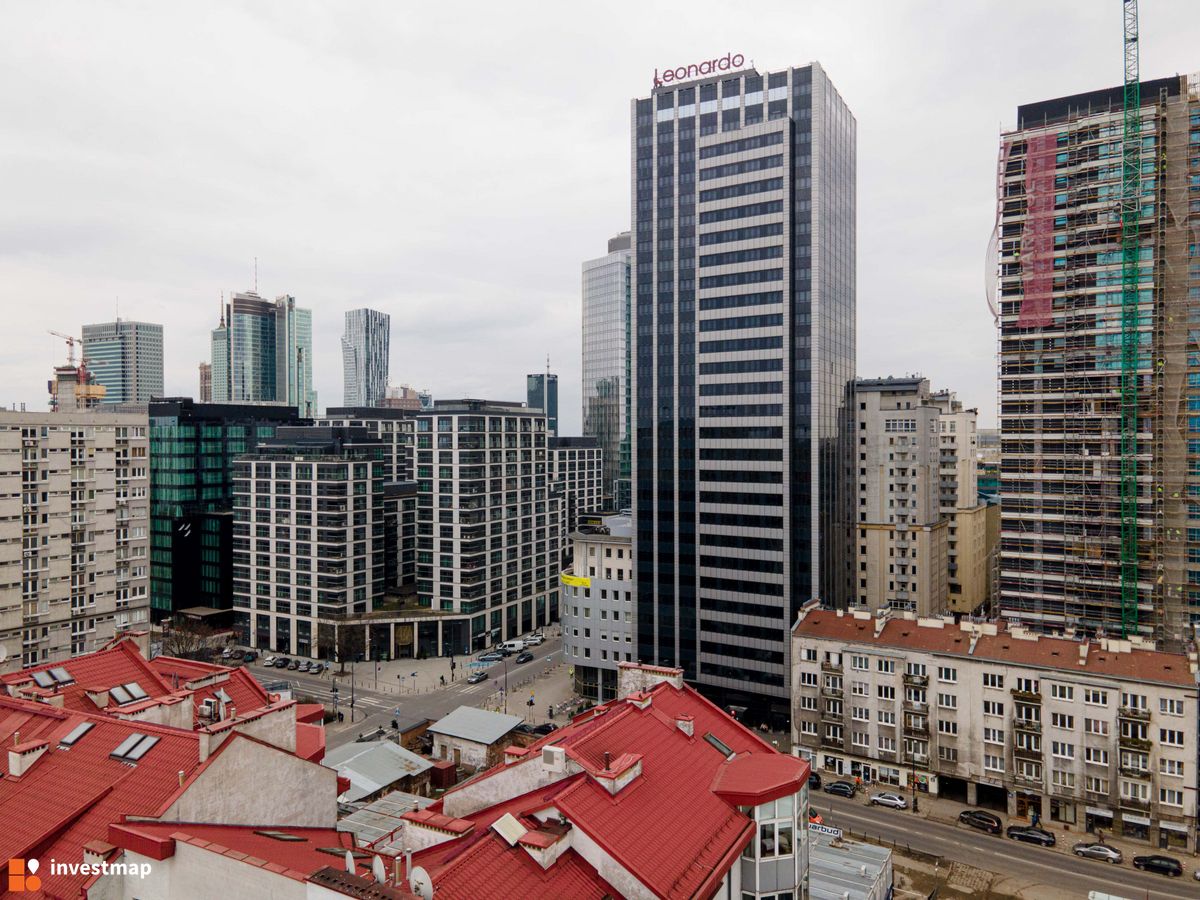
[854,378,993,617]
[0,410,150,671]
[319,406,415,482]
[997,74,1200,644]
[414,400,560,650]
[792,604,1199,851]
[341,308,390,407]
[562,512,634,701]
[231,427,386,657]
[548,435,604,538]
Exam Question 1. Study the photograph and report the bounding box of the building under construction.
[997,72,1200,647]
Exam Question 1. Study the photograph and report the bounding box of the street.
[246,634,574,750]
[818,794,1198,900]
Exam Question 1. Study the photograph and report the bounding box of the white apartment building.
[548,436,604,539]
[561,512,634,701]
[318,406,415,482]
[0,411,150,671]
[792,604,1199,851]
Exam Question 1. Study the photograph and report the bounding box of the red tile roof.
[2,639,177,713]
[149,655,272,722]
[110,821,368,881]
[792,609,1198,687]
[296,721,326,763]
[426,832,618,900]
[711,752,807,806]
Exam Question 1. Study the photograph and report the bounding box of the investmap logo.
[7,858,42,892]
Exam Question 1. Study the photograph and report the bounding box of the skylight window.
[704,732,735,758]
[123,682,148,701]
[109,685,133,705]
[110,733,144,759]
[31,671,55,689]
[59,721,95,747]
[49,667,74,685]
[253,830,307,842]
[110,732,158,762]
[123,735,159,761]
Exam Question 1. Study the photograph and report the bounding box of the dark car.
[242,651,258,663]
[958,810,1002,835]
[530,723,557,735]
[823,780,856,798]
[275,657,292,668]
[287,659,301,670]
[808,772,822,790]
[1006,825,1055,847]
[467,671,488,684]
[515,651,534,664]
[1132,854,1183,877]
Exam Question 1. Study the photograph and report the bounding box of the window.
[1015,677,1038,694]
[878,710,896,725]
[1084,747,1109,765]
[800,720,817,735]
[852,731,869,749]
[877,685,895,700]
[983,700,1004,717]
[1050,713,1074,729]
[753,796,795,859]
[1052,770,1075,789]
[825,724,842,742]
[1120,780,1149,802]
[800,695,816,711]
[877,734,896,752]
[877,659,895,674]
[984,754,1004,773]
[937,693,957,709]
[851,681,869,696]
[1159,788,1184,807]
[983,672,1004,689]
[1050,684,1073,701]
[1120,691,1146,711]
[1084,688,1108,706]
[905,662,926,677]
[800,671,818,687]
[851,654,868,671]
[1017,761,1041,780]
[1085,776,1109,796]
[983,727,1004,745]
[938,719,958,735]
[1084,718,1108,736]
[1159,758,1185,777]
[1160,697,1184,716]
[1120,750,1148,772]
[1160,728,1185,747]
[1051,741,1074,760]
[937,666,957,683]
[852,706,869,721]
[803,648,817,662]
[938,745,958,763]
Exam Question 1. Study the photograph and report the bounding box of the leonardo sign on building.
[653,52,745,85]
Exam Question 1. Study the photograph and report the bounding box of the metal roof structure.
[427,706,522,745]
[323,740,433,803]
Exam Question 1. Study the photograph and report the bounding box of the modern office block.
[198,362,212,403]
[582,232,632,508]
[548,436,604,541]
[526,372,558,436]
[319,407,415,482]
[232,427,386,657]
[81,319,164,406]
[0,410,151,671]
[209,291,316,416]
[632,61,857,719]
[997,75,1200,645]
[414,400,560,649]
[148,398,308,620]
[342,308,390,407]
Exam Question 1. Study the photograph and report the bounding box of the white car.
[524,633,545,646]
[263,655,277,666]
[869,792,908,809]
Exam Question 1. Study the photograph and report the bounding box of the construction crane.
[48,330,81,366]
[1118,0,1141,637]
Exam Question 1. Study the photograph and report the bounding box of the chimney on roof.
[178,770,185,787]
[676,714,695,737]
[8,739,49,778]
[12,731,18,747]
[345,849,355,874]
[1079,642,1089,665]
[603,751,611,770]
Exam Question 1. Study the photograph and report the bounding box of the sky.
[1,1,1197,432]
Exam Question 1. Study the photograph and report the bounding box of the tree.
[161,618,220,660]
[335,625,365,674]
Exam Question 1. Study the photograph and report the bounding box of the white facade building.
[341,308,390,408]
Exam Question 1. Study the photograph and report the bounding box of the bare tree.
[161,618,219,660]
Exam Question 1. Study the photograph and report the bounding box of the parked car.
[530,723,556,735]
[1132,855,1183,877]
[1006,825,1055,847]
[274,657,291,668]
[1072,842,1122,864]
[262,655,276,666]
[808,772,822,790]
[495,646,515,657]
[515,651,534,664]
[524,633,545,646]
[823,780,856,798]
[478,651,503,662]
[869,792,908,810]
[287,659,301,670]
[808,809,823,825]
[243,651,258,663]
[466,671,488,684]
[957,810,1002,835]
[310,662,324,675]
[221,647,235,659]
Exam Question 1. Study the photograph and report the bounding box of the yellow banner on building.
[561,573,591,588]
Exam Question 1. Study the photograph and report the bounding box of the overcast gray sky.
[2,1,1197,431]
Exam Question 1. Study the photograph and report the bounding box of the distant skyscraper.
[198,362,212,402]
[527,371,558,436]
[81,319,163,406]
[342,308,390,406]
[632,61,856,719]
[583,232,632,508]
[210,291,316,416]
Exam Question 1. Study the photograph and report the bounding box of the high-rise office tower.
[633,60,856,719]
[583,232,632,508]
[81,319,164,406]
[342,308,390,407]
[209,291,317,416]
[996,75,1200,646]
[198,362,212,403]
[526,372,558,436]
[0,410,150,671]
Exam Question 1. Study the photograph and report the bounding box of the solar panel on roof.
[124,681,148,700]
[123,734,159,761]
[59,721,95,747]
[50,667,73,684]
[31,671,55,689]
[109,685,133,705]
[110,732,144,759]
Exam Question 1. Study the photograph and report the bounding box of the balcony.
[1119,767,1151,780]
[821,660,843,673]
[821,686,843,698]
[821,708,844,724]
[821,735,844,749]
[1011,688,1042,702]
[1119,796,1150,812]
[902,699,928,714]
[909,752,929,766]
[1118,706,1150,721]
[1013,771,1044,789]
[1013,745,1042,762]
[903,673,928,687]
[1118,735,1152,751]
[903,722,929,737]
[1014,718,1042,734]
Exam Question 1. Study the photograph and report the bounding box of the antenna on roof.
[254,256,258,293]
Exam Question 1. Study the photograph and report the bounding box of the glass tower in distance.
[527,372,559,436]
[342,308,391,407]
[81,319,164,406]
[633,60,856,720]
[583,232,633,509]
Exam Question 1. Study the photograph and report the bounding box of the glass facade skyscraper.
[81,319,164,406]
[210,291,317,416]
[526,372,559,436]
[633,61,856,719]
[583,232,632,508]
[342,308,391,407]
